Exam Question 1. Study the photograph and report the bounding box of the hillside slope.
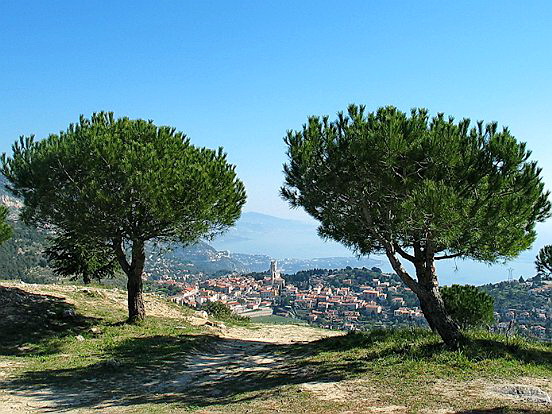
[1,281,551,413]
[0,176,53,282]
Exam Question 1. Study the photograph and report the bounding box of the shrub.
[201,301,250,324]
[440,285,494,330]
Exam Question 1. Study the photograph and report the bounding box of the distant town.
[147,260,551,340]
[165,260,423,330]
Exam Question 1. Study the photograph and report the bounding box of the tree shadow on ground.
[1,333,351,411]
[0,286,99,356]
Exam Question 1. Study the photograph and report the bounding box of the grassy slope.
[293,329,552,412]
[250,314,309,325]
[0,282,206,371]
[0,281,551,414]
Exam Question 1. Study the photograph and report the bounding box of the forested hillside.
[0,176,53,282]
[480,276,552,338]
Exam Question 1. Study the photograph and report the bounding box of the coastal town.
[156,260,425,331]
[147,260,551,338]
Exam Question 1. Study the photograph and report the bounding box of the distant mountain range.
[145,241,380,277]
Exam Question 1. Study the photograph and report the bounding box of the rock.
[75,335,85,341]
[98,359,123,370]
[90,327,102,335]
[493,384,551,404]
[197,311,209,319]
[79,288,102,298]
[62,309,76,318]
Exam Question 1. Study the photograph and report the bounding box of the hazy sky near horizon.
[1,1,552,282]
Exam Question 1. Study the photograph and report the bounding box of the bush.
[440,285,494,330]
[201,301,250,324]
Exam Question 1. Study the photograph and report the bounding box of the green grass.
[251,314,309,325]
[299,328,552,381]
[22,317,207,374]
[0,283,206,372]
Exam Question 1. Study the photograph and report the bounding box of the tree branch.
[113,238,131,275]
[434,252,463,260]
[384,248,421,295]
[393,242,416,263]
[361,205,421,294]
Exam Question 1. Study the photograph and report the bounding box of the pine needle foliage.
[535,245,552,277]
[44,230,117,284]
[282,105,550,261]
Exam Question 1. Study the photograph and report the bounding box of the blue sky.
[1,1,551,282]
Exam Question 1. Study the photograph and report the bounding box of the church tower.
[270,260,279,280]
[270,260,285,288]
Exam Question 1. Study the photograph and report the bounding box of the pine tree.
[536,245,552,278]
[2,113,246,322]
[282,105,551,347]
[0,206,12,245]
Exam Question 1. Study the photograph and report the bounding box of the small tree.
[440,285,494,330]
[0,205,12,245]
[535,245,552,278]
[202,301,235,319]
[2,112,246,322]
[44,230,117,284]
[202,301,250,323]
[282,105,550,347]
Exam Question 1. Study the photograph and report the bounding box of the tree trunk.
[127,270,145,323]
[113,238,146,323]
[415,263,463,348]
[417,286,463,348]
[383,243,463,347]
[127,240,146,323]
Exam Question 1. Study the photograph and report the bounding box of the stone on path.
[492,384,551,405]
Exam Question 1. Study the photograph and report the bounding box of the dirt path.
[0,324,342,414]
